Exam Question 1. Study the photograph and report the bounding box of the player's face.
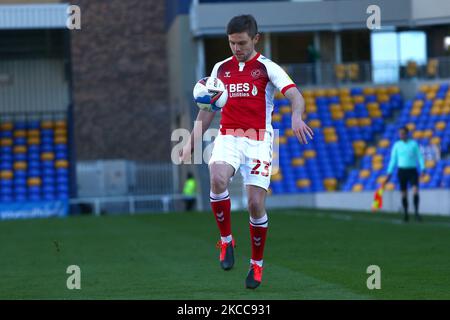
[399,129,407,140]
[228,32,259,62]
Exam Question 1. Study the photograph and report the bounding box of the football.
[193,77,228,112]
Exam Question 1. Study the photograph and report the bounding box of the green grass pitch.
[1,208,449,299]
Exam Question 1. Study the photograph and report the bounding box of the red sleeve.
[281,84,297,95]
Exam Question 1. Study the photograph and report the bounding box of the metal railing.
[284,57,450,87]
[70,194,194,216]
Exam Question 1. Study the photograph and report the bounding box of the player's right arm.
[179,110,216,163]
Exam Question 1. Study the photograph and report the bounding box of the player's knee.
[210,173,228,193]
[247,197,264,216]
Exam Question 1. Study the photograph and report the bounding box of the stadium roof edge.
[0,3,70,30]
[190,0,450,37]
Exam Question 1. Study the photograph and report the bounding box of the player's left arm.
[415,141,426,176]
[284,87,314,144]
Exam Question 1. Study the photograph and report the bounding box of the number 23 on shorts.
[250,159,271,177]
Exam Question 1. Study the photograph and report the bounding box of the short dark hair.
[227,15,258,38]
[400,126,409,134]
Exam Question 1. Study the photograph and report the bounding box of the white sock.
[221,235,233,243]
[250,214,268,228]
[251,259,263,267]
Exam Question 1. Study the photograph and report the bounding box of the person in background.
[383,127,425,222]
[182,172,197,211]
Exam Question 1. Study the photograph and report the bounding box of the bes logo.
[227,83,255,98]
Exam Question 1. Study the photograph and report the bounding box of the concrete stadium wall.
[70,0,170,162]
[264,190,450,216]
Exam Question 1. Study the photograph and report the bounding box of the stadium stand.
[270,83,450,194]
[0,119,69,202]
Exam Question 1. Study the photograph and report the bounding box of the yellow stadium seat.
[55,160,69,168]
[425,160,435,169]
[27,129,40,138]
[331,111,344,120]
[325,135,338,143]
[413,100,424,108]
[296,179,311,188]
[372,162,383,171]
[303,150,316,159]
[305,104,317,113]
[323,178,337,191]
[353,140,366,157]
[377,94,390,103]
[342,103,355,112]
[55,120,67,129]
[426,59,438,77]
[365,146,377,156]
[435,121,446,131]
[271,173,283,182]
[272,114,281,122]
[308,119,321,128]
[412,131,424,139]
[423,130,433,139]
[280,106,291,114]
[352,183,363,192]
[419,84,429,92]
[359,118,372,127]
[353,95,365,104]
[378,139,390,148]
[359,169,371,179]
[27,177,41,186]
[430,137,440,145]
[376,87,387,95]
[433,99,444,107]
[315,89,326,97]
[14,162,27,170]
[285,129,294,137]
[366,102,379,110]
[277,136,287,145]
[28,137,40,145]
[406,123,416,131]
[339,88,350,96]
[387,86,400,94]
[429,84,440,91]
[372,155,383,163]
[274,91,284,100]
[302,89,314,98]
[377,175,387,184]
[385,182,395,190]
[369,110,382,118]
[363,87,376,95]
[444,166,450,175]
[406,61,418,77]
[13,145,27,154]
[326,88,339,97]
[340,96,352,104]
[0,170,13,179]
[323,127,336,135]
[41,152,55,161]
[426,91,436,100]
[347,63,360,81]
[420,174,430,184]
[41,120,53,129]
[54,136,67,145]
[292,158,305,167]
[346,118,358,127]
[0,122,13,131]
[410,108,421,116]
[13,130,26,138]
[0,138,13,147]
[334,64,346,81]
[443,105,450,114]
